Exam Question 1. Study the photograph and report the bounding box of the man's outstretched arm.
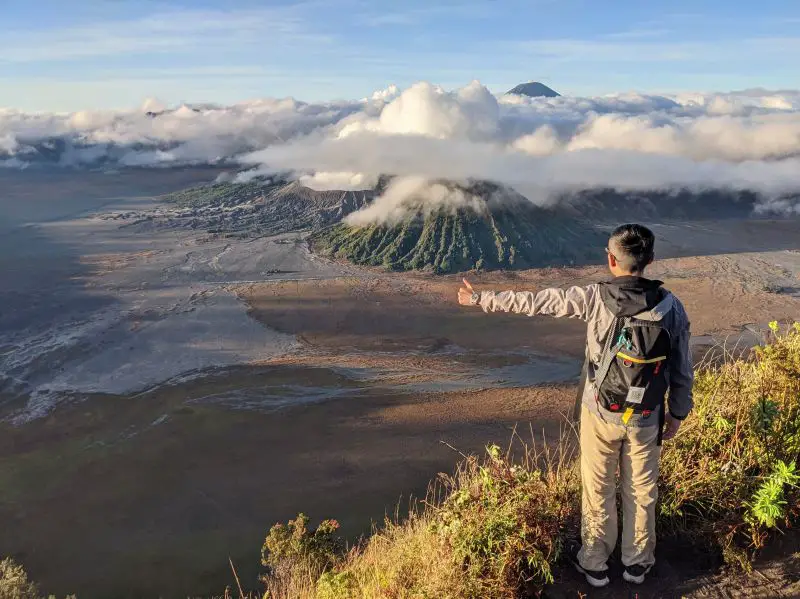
[458,279,597,321]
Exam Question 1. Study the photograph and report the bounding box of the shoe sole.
[584,573,611,588]
[623,564,653,585]
[573,561,610,588]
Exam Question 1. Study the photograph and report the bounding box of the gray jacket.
[474,276,693,426]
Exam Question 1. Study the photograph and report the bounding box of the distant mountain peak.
[506,82,560,98]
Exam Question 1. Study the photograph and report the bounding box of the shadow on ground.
[0,368,575,598]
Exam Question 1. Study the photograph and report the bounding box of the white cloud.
[0,95,364,167]
[367,84,401,103]
[371,81,499,140]
[140,98,167,113]
[0,7,335,64]
[0,132,19,154]
[558,112,800,162]
[344,176,486,226]
[300,171,378,191]
[512,126,561,156]
[2,80,800,219]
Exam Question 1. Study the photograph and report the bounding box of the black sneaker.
[623,562,654,584]
[566,543,610,588]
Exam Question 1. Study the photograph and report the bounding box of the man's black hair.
[609,223,655,273]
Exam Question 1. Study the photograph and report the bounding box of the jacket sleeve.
[475,285,597,322]
[667,302,694,420]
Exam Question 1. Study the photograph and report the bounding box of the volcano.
[506,82,560,98]
[311,182,605,273]
[143,176,789,275]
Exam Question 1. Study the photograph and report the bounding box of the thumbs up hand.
[458,278,478,306]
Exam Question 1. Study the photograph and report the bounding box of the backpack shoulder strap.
[594,315,630,392]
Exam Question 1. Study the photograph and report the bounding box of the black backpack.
[594,316,671,427]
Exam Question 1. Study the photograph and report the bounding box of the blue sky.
[1,0,798,111]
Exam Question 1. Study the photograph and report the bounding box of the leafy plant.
[0,559,39,599]
[433,442,579,596]
[660,321,800,559]
[261,514,342,599]
[749,460,800,528]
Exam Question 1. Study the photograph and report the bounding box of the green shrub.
[432,443,579,596]
[261,514,342,599]
[659,321,800,564]
[0,559,39,599]
[748,460,799,529]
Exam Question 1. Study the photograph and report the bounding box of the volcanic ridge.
[312,182,604,273]
[117,176,800,274]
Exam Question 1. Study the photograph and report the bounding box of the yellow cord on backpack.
[622,407,634,424]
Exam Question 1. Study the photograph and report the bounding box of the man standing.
[458,223,693,588]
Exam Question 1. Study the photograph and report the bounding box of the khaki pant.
[577,404,661,572]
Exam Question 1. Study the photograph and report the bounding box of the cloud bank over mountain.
[2,81,800,215]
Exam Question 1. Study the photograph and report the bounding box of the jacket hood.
[599,276,673,320]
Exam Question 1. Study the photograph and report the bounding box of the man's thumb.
[462,278,473,291]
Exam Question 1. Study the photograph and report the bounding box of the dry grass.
[0,558,75,599]
[260,507,465,599]
[317,515,468,599]
[0,558,40,599]
[262,429,580,599]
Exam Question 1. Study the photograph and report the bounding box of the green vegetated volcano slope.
[312,201,606,274]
